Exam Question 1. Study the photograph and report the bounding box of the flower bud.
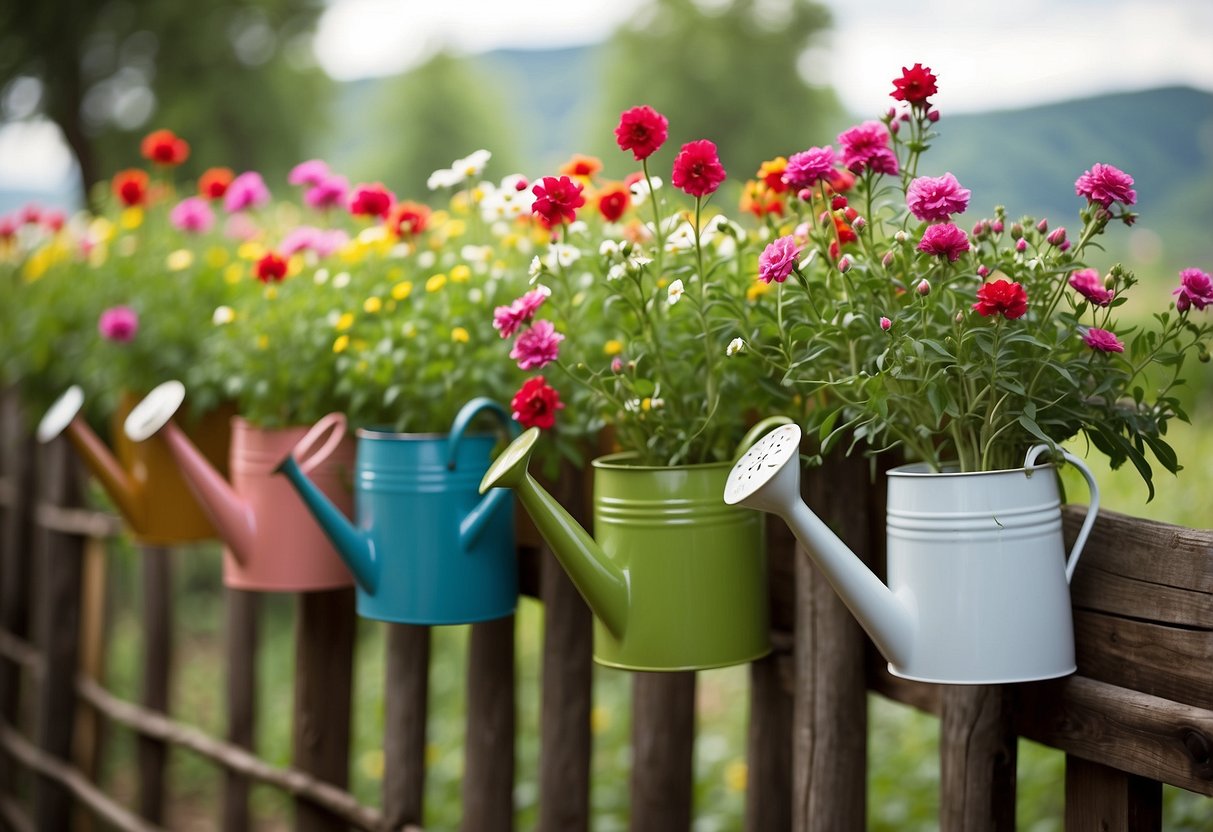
[972,220,987,238]
[894,230,908,243]
[798,188,814,202]
[881,250,895,269]
[954,310,965,325]
[1047,227,1067,246]
[1104,273,1116,290]
[1058,241,1071,253]
[889,120,900,135]
[611,356,623,373]
[927,108,940,123]
[916,278,931,296]
[1036,218,1048,233]
[886,107,897,121]
[843,207,858,222]
[852,216,867,232]
[880,316,892,331]
[992,219,1005,234]
[831,195,848,210]
[838,256,852,273]
[977,264,990,278]
[1010,223,1024,240]
[1015,238,1027,253]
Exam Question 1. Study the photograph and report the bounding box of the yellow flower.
[724,760,748,793]
[502,233,520,250]
[89,217,115,244]
[590,705,611,735]
[426,273,447,293]
[604,340,623,356]
[357,225,388,245]
[205,246,229,268]
[287,255,305,278]
[363,296,383,314]
[641,398,652,411]
[747,280,773,302]
[443,219,467,239]
[212,306,235,326]
[256,334,269,350]
[224,263,245,285]
[450,264,471,283]
[451,327,469,343]
[359,749,384,781]
[391,280,413,300]
[333,334,350,353]
[119,207,143,230]
[237,241,265,261]
[336,312,355,331]
[166,249,193,271]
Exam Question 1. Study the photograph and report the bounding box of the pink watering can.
[123,381,355,592]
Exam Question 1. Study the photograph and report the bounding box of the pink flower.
[671,140,727,198]
[1074,163,1136,208]
[614,106,669,161]
[1174,268,1213,312]
[757,235,801,284]
[280,226,349,258]
[837,121,899,175]
[531,176,585,228]
[288,159,330,187]
[493,288,550,338]
[1083,328,1124,353]
[783,146,836,190]
[98,306,138,342]
[224,213,259,241]
[906,173,971,222]
[348,183,395,218]
[305,175,349,211]
[510,319,564,370]
[169,197,214,234]
[880,316,892,331]
[917,222,970,262]
[1068,268,1114,306]
[224,172,271,213]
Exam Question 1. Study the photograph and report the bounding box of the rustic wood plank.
[222,587,259,832]
[293,588,356,832]
[1073,611,1213,709]
[462,614,516,832]
[32,439,86,831]
[631,671,695,832]
[537,464,592,832]
[1064,755,1161,832]
[1063,507,1213,595]
[939,685,1017,832]
[1018,676,1213,795]
[1070,563,1213,629]
[382,623,430,829]
[745,653,792,832]
[137,547,172,824]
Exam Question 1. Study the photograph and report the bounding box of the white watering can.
[724,423,1100,684]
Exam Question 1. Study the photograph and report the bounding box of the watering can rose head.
[733,62,1213,495]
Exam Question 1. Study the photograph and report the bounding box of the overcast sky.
[4,0,1212,195]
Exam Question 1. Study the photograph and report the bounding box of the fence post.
[939,684,1017,832]
[461,615,517,832]
[630,671,696,832]
[382,623,430,828]
[137,547,172,823]
[31,439,86,831]
[222,587,259,832]
[293,588,356,832]
[1064,755,1161,832]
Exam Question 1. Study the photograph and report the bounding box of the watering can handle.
[293,412,349,475]
[734,416,795,460]
[447,398,519,470]
[1024,444,1100,584]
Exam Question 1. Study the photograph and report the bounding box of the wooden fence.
[0,387,1211,831]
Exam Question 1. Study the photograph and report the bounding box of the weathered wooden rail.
[0,388,1210,830]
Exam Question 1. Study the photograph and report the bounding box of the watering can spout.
[480,428,628,639]
[124,382,257,562]
[275,413,376,592]
[725,423,915,668]
[38,386,141,524]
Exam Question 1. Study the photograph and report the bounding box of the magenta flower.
[906,173,971,222]
[1074,163,1136,208]
[224,172,270,213]
[510,319,564,370]
[1174,267,1213,312]
[783,146,837,191]
[837,121,899,175]
[493,288,550,338]
[917,223,970,262]
[169,196,214,234]
[288,159,330,187]
[98,306,138,342]
[1068,268,1114,306]
[1083,328,1124,353]
[757,235,801,284]
[280,226,349,258]
[305,175,349,211]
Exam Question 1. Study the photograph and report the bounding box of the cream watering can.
[725,423,1100,684]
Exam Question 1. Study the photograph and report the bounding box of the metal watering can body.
[480,419,787,672]
[278,398,519,625]
[123,381,356,592]
[37,386,228,545]
[726,423,1101,684]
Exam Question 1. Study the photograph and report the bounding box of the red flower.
[596,183,631,223]
[671,139,727,198]
[348,183,395,218]
[510,377,565,430]
[140,129,190,166]
[198,167,234,200]
[42,210,65,232]
[973,279,1028,319]
[387,200,431,237]
[560,154,603,179]
[254,251,288,283]
[614,105,669,161]
[531,176,585,228]
[891,63,938,107]
[112,169,149,207]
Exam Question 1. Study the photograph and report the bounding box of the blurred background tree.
[0,0,331,206]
